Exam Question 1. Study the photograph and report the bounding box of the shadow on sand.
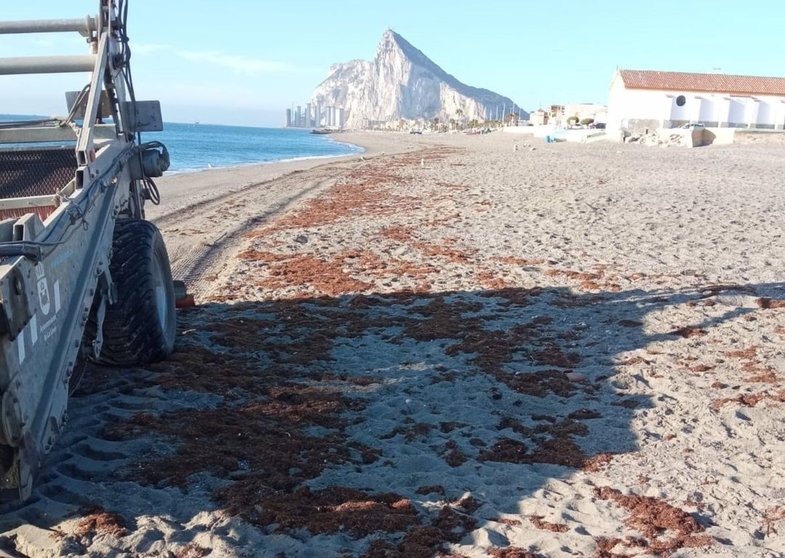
[0,281,773,556]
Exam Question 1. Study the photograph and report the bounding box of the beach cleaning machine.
[0,0,175,500]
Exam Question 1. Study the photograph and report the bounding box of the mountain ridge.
[384,31,504,104]
[312,30,523,128]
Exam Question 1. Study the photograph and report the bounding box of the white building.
[607,69,785,133]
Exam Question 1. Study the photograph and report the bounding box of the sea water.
[0,115,363,174]
[148,123,363,173]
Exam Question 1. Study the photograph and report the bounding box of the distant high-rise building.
[285,101,351,128]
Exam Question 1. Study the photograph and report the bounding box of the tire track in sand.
[150,162,363,298]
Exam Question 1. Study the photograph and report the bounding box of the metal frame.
[0,0,156,500]
[0,126,115,144]
[0,18,96,36]
[0,56,96,75]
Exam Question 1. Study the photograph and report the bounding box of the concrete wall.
[620,119,662,135]
[734,130,785,144]
[505,122,785,146]
[503,125,545,136]
[502,126,607,143]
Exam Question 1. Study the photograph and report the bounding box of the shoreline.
[148,131,426,221]
[163,133,366,176]
[164,150,364,176]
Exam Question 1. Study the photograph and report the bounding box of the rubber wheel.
[95,219,176,366]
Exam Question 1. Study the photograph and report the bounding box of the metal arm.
[0,56,95,75]
[0,18,95,37]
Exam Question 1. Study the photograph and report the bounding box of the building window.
[676,95,686,107]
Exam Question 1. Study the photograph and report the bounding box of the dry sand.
[146,132,426,294]
[0,131,784,557]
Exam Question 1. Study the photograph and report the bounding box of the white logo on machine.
[36,264,51,316]
[18,265,61,364]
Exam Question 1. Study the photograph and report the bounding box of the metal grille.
[0,147,77,199]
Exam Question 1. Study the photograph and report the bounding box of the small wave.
[164,148,365,176]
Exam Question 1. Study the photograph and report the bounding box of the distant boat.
[310,128,331,135]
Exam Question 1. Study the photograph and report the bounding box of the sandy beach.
[0,131,784,557]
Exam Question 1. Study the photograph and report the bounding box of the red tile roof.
[619,70,785,96]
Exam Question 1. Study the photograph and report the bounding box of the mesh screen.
[0,147,77,199]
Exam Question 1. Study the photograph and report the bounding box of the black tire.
[94,219,176,366]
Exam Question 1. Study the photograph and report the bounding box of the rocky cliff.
[311,30,522,128]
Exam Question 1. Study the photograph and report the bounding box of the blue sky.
[1,1,783,127]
